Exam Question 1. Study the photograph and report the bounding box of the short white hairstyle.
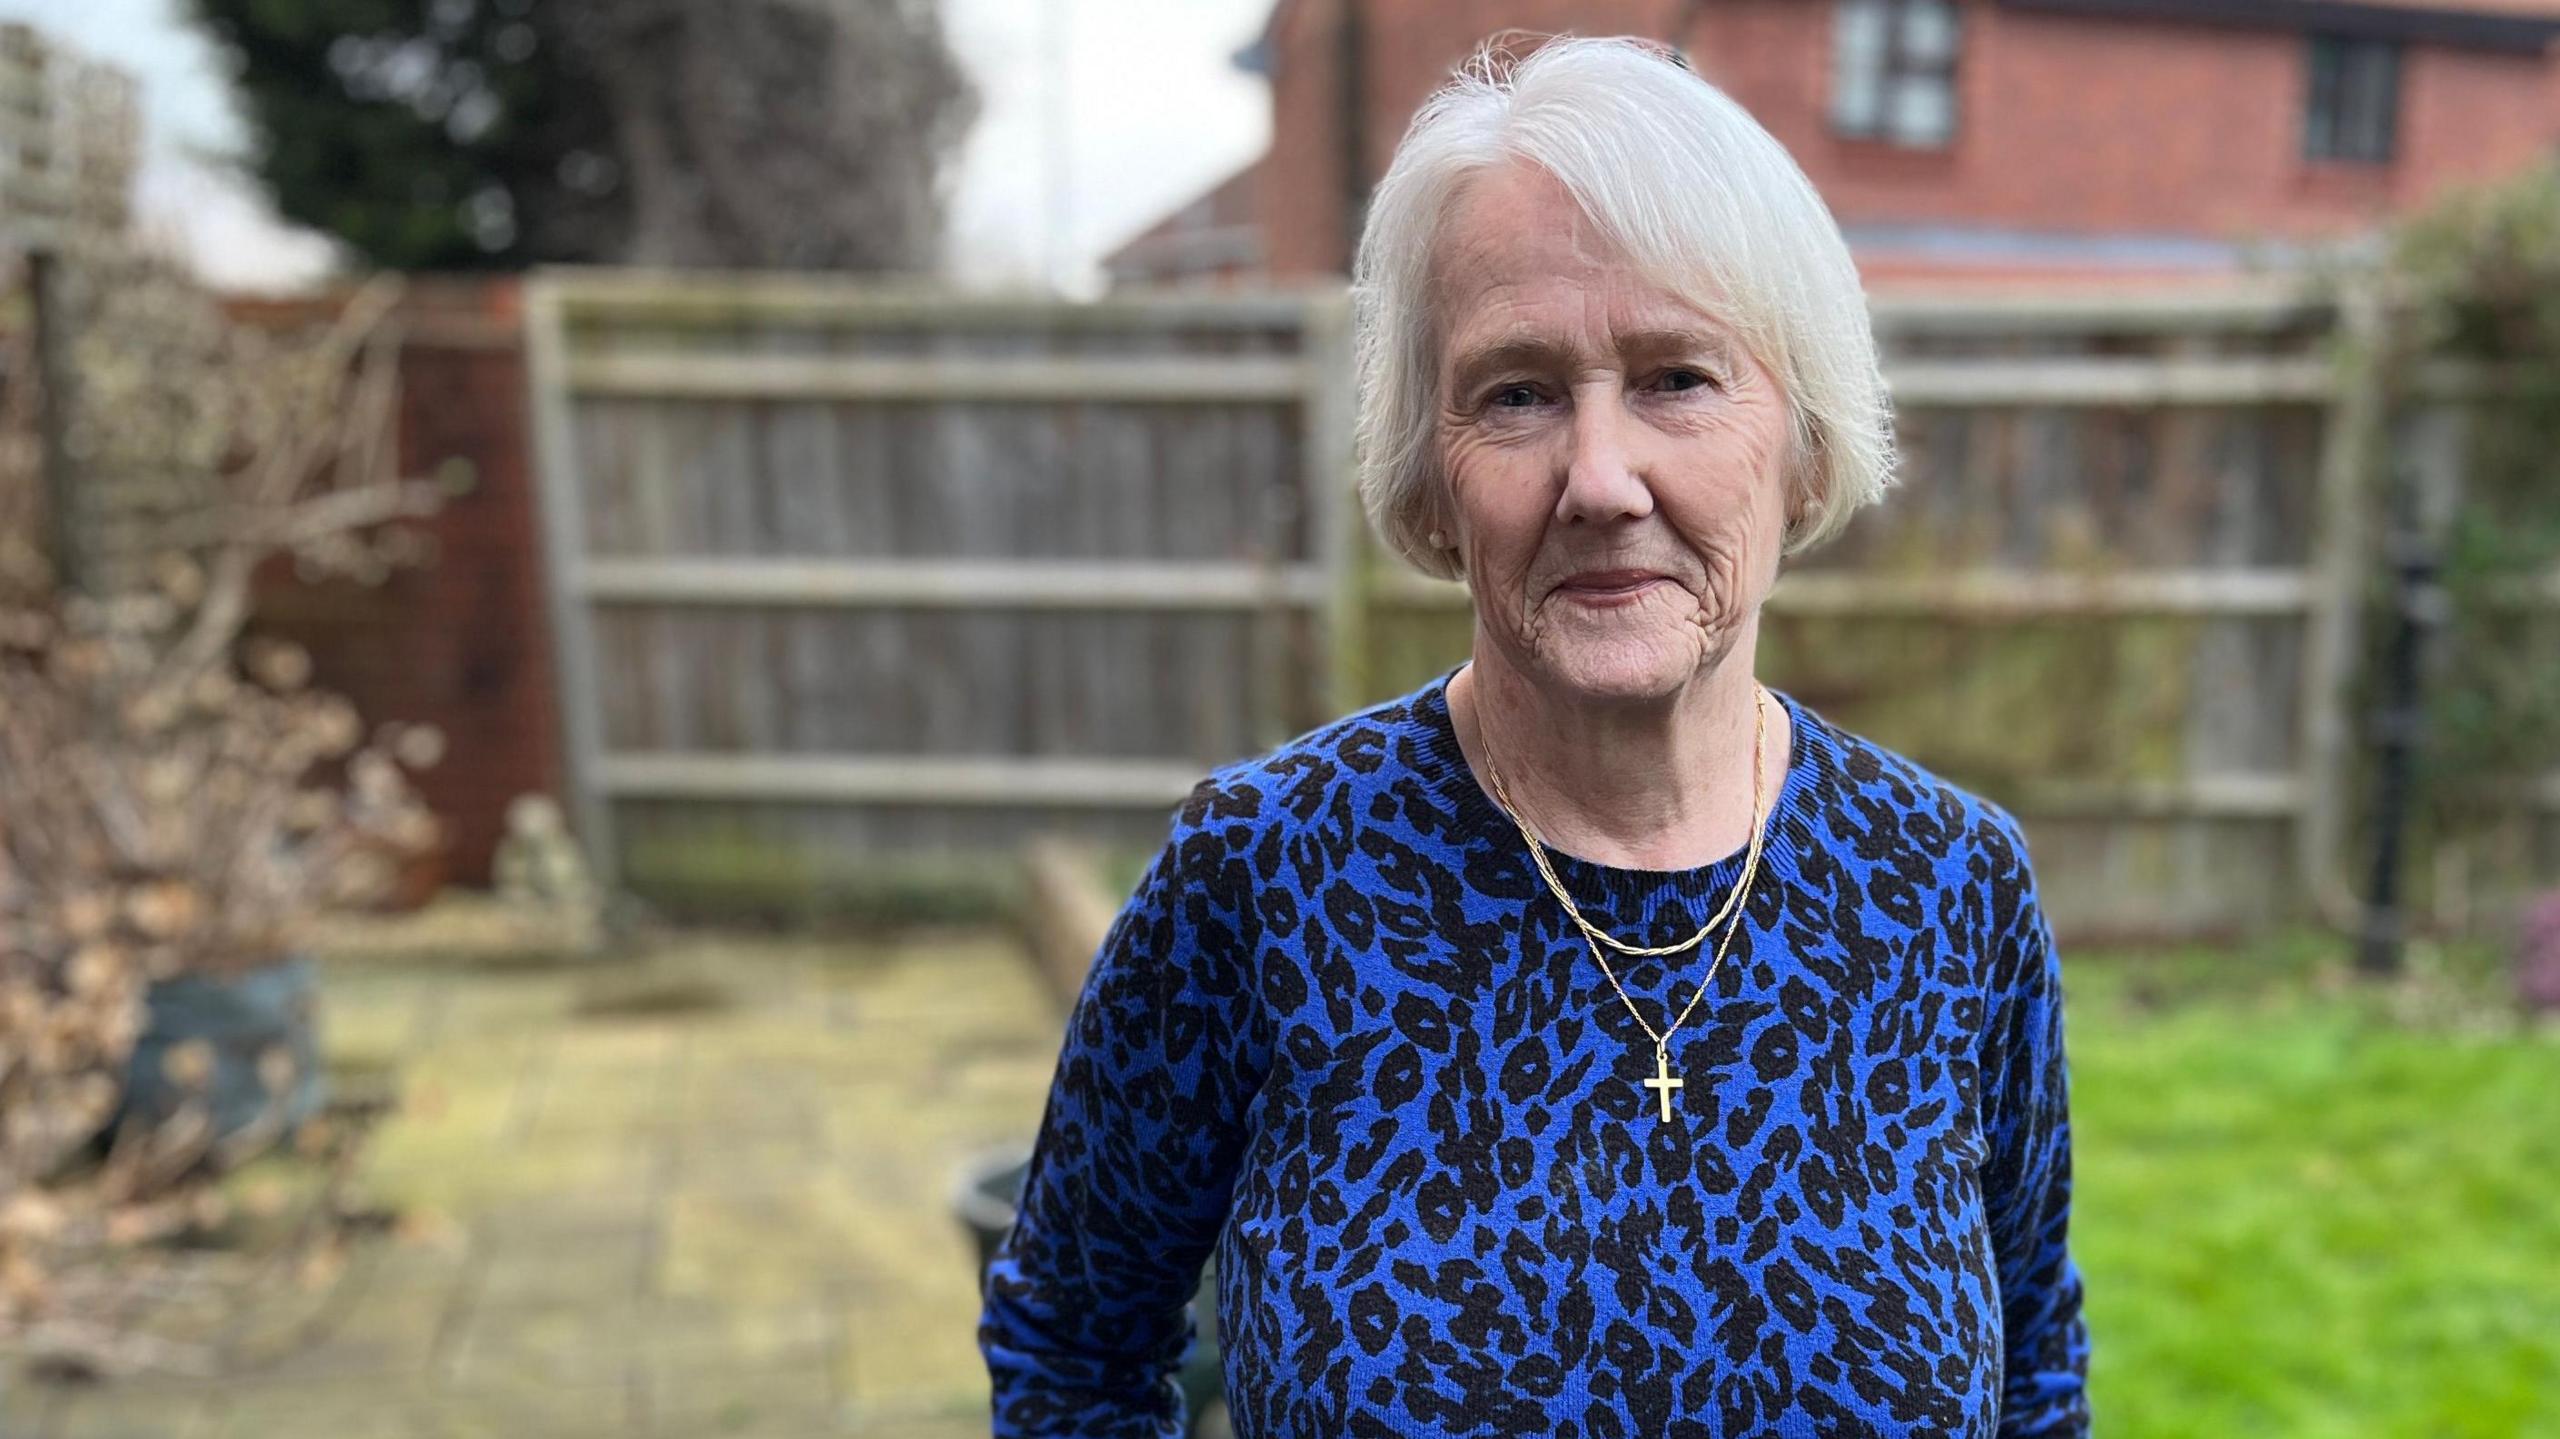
[1350,35,1898,580]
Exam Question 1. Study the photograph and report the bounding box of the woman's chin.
[1529,626,1704,702]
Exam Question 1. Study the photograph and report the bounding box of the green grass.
[2068,927,2560,1436]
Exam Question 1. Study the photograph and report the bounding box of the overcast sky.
[0,0,1274,293]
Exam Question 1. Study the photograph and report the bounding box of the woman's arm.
[979,780,1268,1438]
[1978,802,2093,1437]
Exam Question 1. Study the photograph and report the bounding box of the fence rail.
[578,557,1331,609]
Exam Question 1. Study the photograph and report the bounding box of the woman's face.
[1431,158,1797,704]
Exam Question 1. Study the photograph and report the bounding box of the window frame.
[1830,0,1964,150]
[2302,31,2401,165]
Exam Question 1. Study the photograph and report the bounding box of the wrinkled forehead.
[1425,158,1747,378]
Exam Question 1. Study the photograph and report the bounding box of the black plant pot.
[956,1143,1227,1436]
[104,953,329,1163]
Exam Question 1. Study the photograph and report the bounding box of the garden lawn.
[2066,929,2560,1438]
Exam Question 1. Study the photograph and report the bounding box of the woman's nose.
[1556,392,1655,525]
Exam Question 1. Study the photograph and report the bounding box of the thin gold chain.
[1484,687,1768,958]
[1472,683,1772,1055]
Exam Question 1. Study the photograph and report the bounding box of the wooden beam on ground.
[1019,840,1121,1010]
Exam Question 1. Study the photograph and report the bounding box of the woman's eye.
[1490,384,1541,408]
[1657,368,1716,393]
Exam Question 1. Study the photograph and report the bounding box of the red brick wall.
[1691,0,2558,244]
[1253,0,2560,277]
[1258,0,1685,276]
[234,278,560,888]
[1260,0,1357,277]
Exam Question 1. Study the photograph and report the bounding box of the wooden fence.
[525,273,1357,912]
[525,270,2557,939]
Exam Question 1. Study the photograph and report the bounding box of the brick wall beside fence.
[234,277,561,888]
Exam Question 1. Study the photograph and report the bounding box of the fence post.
[522,274,619,891]
[1249,490,1294,750]
[1305,287,1368,716]
[25,247,82,594]
[2294,278,2388,929]
[2357,400,2465,972]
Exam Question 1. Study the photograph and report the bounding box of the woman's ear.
[1422,487,1461,558]
[1435,527,1465,578]
[1783,430,1826,540]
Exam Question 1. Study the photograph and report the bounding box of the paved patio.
[7,908,1065,1437]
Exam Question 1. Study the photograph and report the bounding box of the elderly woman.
[981,35,2089,1439]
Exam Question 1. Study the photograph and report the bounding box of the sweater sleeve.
[1978,803,2093,1437]
[979,781,1267,1438]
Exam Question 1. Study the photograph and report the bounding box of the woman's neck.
[1447,646,1788,872]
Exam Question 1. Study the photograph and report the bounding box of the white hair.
[1349,35,1898,580]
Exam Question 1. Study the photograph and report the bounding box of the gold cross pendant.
[1640,1049,1683,1122]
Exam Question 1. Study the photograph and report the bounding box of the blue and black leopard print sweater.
[981,663,2091,1437]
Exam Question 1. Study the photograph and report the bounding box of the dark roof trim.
[1234,0,1288,75]
[2001,0,2560,53]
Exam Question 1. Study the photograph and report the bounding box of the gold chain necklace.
[1472,683,1772,1122]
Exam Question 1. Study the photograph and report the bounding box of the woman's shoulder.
[1136,689,1442,926]
[1801,700,2038,895]
[1799,708,2057,1019]
[1173,685,1437,839]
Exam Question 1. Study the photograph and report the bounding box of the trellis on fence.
[1,22,142,599]
[524,270,2558,939]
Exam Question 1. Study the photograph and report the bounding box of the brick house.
[1103,0,2560,288]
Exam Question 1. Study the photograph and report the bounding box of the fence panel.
[526,274,1352,906]
[1353,283,2555,939]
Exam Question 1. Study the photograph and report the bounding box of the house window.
[2304,33,2399,164]
[1832,0,1961,148]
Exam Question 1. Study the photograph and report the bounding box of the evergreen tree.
[191,0,975,272]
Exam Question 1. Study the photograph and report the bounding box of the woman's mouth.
[1556,570,1671,607]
